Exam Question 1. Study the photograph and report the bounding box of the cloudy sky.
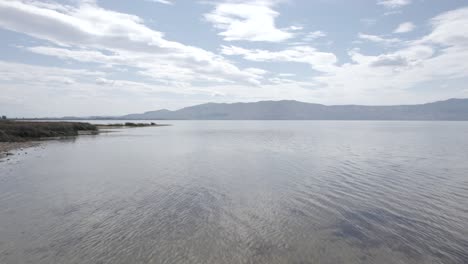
[1,0,468,117]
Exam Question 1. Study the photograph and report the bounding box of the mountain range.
[116,98,468,120]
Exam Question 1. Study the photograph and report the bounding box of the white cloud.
[279,73,296,77]
[318,45,466,94]
[0,60,233,116]
[204,0,294,42]
[0,60,103,84]
[95,77,115,85]
[303,31,326,41]
[384,10,402,16]
[1,1,468,115]
[0,60,178,96]
[288,25,304,31]
[421,7,468,47]
[360,18,377,27]
[370,55,408,67]
[394,22,415,33]
[221,45,338,72]
[146,0,174,4]
[0,0,266,86]
[369,45,433,67]
[312,36,467,104]
[358,33,401,44]
[237,7,468,105]
[377,0,411,9]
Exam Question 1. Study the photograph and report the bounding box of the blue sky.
[0,0,468,117]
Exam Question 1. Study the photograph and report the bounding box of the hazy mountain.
[118,98,468,120]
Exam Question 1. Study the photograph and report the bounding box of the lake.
[1,121,467,264]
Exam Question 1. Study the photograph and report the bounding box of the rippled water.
[1,121,468,264]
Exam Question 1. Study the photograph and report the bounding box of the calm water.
[1,121,468,264]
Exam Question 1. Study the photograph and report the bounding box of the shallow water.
[1,121,468,264]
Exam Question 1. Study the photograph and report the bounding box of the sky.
[0,0,468,117]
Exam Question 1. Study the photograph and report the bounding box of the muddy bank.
[0,142,39,160]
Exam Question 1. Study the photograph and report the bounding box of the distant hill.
[119,98,468,120]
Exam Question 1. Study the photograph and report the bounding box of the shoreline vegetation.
[0,120,167,158]
[0,121,99,142]
[96,122,164,128]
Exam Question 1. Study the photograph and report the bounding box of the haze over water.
[1,121,467,264]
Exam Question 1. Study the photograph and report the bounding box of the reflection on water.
[1,121,468,264]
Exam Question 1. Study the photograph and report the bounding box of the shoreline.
[0,121,169,160]
[0,142,39,160]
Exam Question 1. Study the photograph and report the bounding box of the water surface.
[1,121,467,263]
